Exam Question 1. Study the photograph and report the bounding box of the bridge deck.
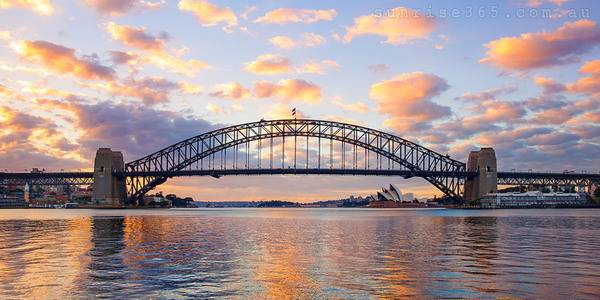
[1,170,598,185]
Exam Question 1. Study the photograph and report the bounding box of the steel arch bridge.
[124,119,467,203]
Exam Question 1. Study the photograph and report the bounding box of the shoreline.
[3,205,600,210]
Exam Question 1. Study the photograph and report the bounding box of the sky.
[0,0,599,201]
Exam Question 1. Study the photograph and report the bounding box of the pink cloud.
[244,54,292,74]
[85,0,164,16]
[11,40,115,81]
[481,20,600,70]
[253,79,322,103]
[369,72,450,132]
[209,82,251,100]
[107,77,180,105]
[0,0,53,15]
[178,0,237,29]
[343,7,436,45]
[106,22,168,51]
[254,8,336,24]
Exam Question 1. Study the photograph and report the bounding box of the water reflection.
[0,209,600,299]
[85,217,126,297]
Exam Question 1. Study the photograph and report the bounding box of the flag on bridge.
[292,108,296,118]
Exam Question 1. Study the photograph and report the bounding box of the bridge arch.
[125,119,466,203]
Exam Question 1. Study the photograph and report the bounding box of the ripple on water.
[0,209,600,299]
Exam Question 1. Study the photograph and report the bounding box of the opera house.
[369,185,414,202]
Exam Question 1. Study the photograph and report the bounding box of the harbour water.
[1,208,600,299]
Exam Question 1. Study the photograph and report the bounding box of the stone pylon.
[464,148,498,203]
[92,148,126,206]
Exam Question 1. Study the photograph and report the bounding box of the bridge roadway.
[1,170,599,187]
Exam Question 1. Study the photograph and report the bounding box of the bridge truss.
[1,119,599,203]
[0,172,94,186]
[497,172,600,187]
[125,119,467,203]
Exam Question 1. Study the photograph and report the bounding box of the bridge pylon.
[464,148,498,203]
[92,148,126,206]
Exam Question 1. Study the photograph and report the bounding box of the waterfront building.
[480,191,585,208]
[375,185,404,202]
[0,195,28,208]
[389,185,403,201]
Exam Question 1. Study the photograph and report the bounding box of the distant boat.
[64,203,79,209]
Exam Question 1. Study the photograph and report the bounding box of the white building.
[480,191,585,208]
[373,185,414,202]
[389,185,403,202]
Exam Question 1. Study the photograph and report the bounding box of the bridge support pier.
[92,148,126,206]
[464,148,498,203]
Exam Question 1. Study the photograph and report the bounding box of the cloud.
[0,31,11,40]
[421,119,500,145]
[472,127,552,147]
[581,112,600,124]
[521,61,600,126]
[16,80,74,98]
[102,78,208,105]
[370,72,451,132]
[178,0,237,30]
[0,106,56,149]
[109,50,139,65]
[11,40,115,81]
[465,100,527,124]
[455,86,517,101]
[37,100,218,159]
[209,82,251,100]
[531,107,577,125]
[530,98,597,125]
[269,36,295,49]
[343,7,436,45]
[370,72,449,103]
[179,82,203,94]
[84,0,164,16]
[104,23,210,76]
[107,77,180,105]
[244,54,292,74]
[106,22,168,51]
[254,8,336,24]
[0,106,85,170]
[566,59,600,95]
[368,64,389,74]
[144,51,210,76]
[269,32,326,49]
[296,60,339,74]
[244,54,338,75]
[572,125,600,140]
[526,0,571,7]
[481,20,600,70]
[205,103,222,114]
[0,83,13,97]
[301,32,326,47]
[528,131,580,146]
[435,34,449,50]
[331,97,369,114]
[253,79,321,103]
[0,0,53,15]
[240,5,256,20]
[533,76,566,94]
